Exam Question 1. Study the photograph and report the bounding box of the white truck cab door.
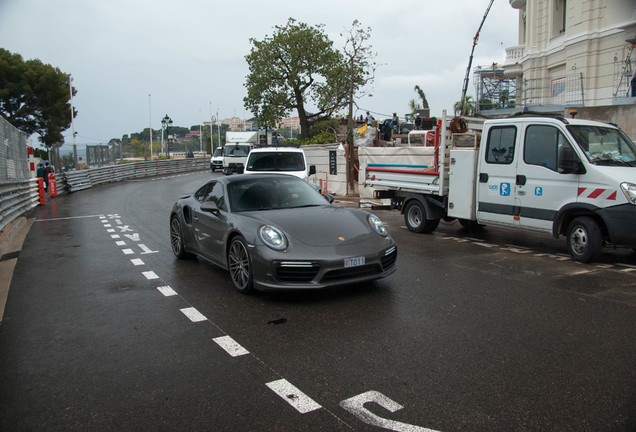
[476,125,520,227]
[515,124,580,232]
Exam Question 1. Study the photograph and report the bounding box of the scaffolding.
[474,65,518,112]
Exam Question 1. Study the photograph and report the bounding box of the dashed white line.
[266,379,322,414]
[180,307,207,322]
[111,234,121,239]
[122,248,134,255]
[213,336,250,357]
[131,258,145,266]
[142,271,159,280]
[115,241,126,246]
[157,285,178,296]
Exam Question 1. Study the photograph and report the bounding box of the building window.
[553,0,567,36]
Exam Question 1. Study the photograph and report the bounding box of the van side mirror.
[309,165,316,176]
[559,147,586,175]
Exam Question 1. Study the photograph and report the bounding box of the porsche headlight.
[368,214,388,236]
[258,225,287,250]
[621,182,636,205]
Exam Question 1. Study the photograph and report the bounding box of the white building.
[503,0,636,109]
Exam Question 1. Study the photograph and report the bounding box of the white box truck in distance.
[366,111,636,262]
[223,131,259,175]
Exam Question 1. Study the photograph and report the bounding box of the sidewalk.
[0,216,34,323]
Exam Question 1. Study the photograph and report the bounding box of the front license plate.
[344,256,365,268]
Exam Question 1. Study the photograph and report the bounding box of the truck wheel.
[567,217,602,263]
[404,200,439,233]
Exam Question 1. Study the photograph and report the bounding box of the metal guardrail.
[0,179,40,232]
[0,158,209,234]
[63,158,209,192]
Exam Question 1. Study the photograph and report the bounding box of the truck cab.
[243,146,316,180]
[223,131,259,175]
[451,116,636,261]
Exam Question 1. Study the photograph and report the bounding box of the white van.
[243,147,316,180]
[210,147,224,172]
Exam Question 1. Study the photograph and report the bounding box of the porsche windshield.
[228,177,326,212]
[567,125,636,166]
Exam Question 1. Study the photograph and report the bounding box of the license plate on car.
[344,256,365,268]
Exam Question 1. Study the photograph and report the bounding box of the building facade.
[502,0,636,110]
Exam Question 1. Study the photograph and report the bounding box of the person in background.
[36,162,46,190]
[43,161,54,193]
[365,111,375,125]
[76,157,88,170]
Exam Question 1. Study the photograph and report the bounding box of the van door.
[476,125,520,227]
[514,123,580,233]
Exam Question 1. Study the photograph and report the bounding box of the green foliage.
[0,48,76,147]
[454,95,475,116]
[243,18,348,138]
[284,130,338,146]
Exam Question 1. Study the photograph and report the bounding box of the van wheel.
[404,200,439,233]
[567,217,602,263]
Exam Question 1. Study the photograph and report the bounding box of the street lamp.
[161,114,173,157]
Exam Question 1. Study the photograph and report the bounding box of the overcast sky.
[1,0,520,149]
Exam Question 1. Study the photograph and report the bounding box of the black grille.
[274,261,319,282]
[321,264,382,282]
[381,246,397,270]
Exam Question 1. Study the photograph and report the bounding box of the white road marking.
[111,234,121,239]
[115,241,126,246]
[130,258,145,266]
[266,379,322,414]
[122,248,134,255]
[340,391,439,432]
[138,244,158,254]
[106,229,115,233]
[180,307,207,322]
[103,224,111,227]
[142,271,159,280]
[124,233,140,242]
[157,286,177,296]
[213,336,249,357]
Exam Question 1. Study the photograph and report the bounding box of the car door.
[515,123,580,233]
[476,124,520,227]
[192,181,230,265]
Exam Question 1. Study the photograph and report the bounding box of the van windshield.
[246,152,305,172]
[213,147,224,157]
[226,145,251,157]
[567,125,636,166]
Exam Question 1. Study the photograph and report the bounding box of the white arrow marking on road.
[124,233,140,242]
[138,244,158,254]
[340,391,441,432]
[266,379,322,414]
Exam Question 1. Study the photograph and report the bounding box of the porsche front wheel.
[228,236,254,293]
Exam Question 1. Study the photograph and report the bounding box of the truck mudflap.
[597,204,636,247]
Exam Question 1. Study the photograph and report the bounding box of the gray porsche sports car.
[170,174,397,293]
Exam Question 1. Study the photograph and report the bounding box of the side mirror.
[323,193,334,204]
[559,147,586,174]
[309,165,316,176]
[200,201,219,213]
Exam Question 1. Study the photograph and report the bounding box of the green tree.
[244,18,347,139]
[408,99,422,120]
[454,95,475,116]
[413,85,429,110]
[0,48,76,147]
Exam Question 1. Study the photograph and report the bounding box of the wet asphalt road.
[0,170,635,431]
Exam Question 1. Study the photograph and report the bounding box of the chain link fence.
[0,116,30,181]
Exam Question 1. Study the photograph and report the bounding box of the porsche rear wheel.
[170,216,187,259]
[228,236,254,293]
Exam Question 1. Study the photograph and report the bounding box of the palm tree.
[414,85,429,109]
[454,95,475,116]
[408,99,422,120]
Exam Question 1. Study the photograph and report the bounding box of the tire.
[170,216,188,259]
[566,216,602,263]
[227,236,254,293]
[404,200,439,233]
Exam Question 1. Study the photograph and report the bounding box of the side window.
[485,126,516,164]
[206,182,225,210]
[524,125,570,171]
[194,182,214,201]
